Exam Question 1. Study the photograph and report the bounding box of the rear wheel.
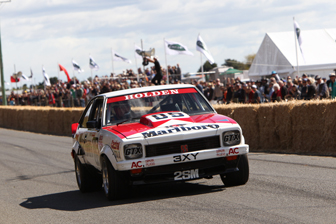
[101,155,128,200]
[75,155,91,193]
[220,154,249,187]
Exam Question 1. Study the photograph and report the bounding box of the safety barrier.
[0,100,335,156]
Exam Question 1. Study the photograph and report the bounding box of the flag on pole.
[196,34,215,64]
[29,68,33,78]
[293,19,305,62]
[10,76,20,83]
[89,56,99,70]
[59,64,71,82]
[43,67,51,86]
[72,60,84,72]
[21,73,30,81]
[112,50,132,63]
[134,45,143,59]
[164,39,194,56]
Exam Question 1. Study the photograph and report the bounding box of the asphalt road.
[0,128,335,224]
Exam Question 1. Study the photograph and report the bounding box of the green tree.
[197,61,218,72]
[50,77,58,85]
[22,84,27,90]
[222,59,248,70]
[245,53,256,66]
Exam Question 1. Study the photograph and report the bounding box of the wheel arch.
[100,145,118,171]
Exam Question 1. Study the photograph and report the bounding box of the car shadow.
[20,181,225,211]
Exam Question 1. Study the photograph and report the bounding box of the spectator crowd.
[2,66,336,107]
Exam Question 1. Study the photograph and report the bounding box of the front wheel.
[101,155,128,200]
[220,154,249,187]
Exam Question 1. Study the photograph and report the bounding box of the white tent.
[249,29,336,79]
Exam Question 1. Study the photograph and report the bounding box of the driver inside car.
[112,102,132,121]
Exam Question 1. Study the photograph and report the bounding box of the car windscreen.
[105,88,214,126]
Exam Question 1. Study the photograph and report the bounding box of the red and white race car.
[71,84,249,200]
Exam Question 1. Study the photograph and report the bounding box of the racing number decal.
[152,112,185,120]
[174,169,199,180]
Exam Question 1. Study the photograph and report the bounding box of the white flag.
[43,67,51,86]
[89,56,99,70]
[112,50,132,63]
[21,73,30,81]
[293,19,305,62]
[72,60,84,73]
[196,34,215,64]
[164,40,194,56]
[134,45,143,59]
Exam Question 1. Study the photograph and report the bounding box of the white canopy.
[249,29,336,78]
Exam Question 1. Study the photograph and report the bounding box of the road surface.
[0,128,335,223]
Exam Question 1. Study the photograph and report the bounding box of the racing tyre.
[75,154,92,193]
[220,154,249,187]
[101,155,128,200]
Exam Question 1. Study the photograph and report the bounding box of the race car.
[71,84,249,200]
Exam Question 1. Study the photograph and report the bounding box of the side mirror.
[86,119,101,129]
[86,120,98,129]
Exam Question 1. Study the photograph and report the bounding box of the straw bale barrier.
[1,100,336,156]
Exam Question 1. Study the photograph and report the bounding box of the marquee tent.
[248,29,336,79]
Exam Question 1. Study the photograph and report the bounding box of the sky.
[1,0,336,87]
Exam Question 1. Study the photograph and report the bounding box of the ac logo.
[131,161,143,168]
[229,147,239,155]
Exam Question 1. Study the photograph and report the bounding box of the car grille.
[145,136,220,157]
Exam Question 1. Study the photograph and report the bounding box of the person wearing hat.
[271,71,280,82]
[251,84,262,103]
[327,73,336,99]
[315,75,329,99]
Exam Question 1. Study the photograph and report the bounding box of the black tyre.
[74,154,91,193]
[220,154,249,187]
[101,155,128,200]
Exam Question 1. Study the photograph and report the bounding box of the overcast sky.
[1,0,336,86]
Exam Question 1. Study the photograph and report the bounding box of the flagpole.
[42,65,46,92]
[163,38,169,85]
[57,62,60,83]
[134,43,139,82]
[293,17,300,78]
[72,58,76,85]
[14,64,18,95]
[141,39,147,86]
[111,48,115,75]
[200,53,204,81]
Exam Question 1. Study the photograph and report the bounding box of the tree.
[22,84,27,90]
[245,53,256,66]
[197,61,218,73]
[50,77,58,85]
[222,53,256,70]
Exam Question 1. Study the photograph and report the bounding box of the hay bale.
[273,102,295,151]
[0,107,4,127]
[35,107,50,134]
[257,103,277,150]
[232,104,260,150]
[48,108,63,135]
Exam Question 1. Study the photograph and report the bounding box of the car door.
[85,98,104,168]
[77,100,95,162]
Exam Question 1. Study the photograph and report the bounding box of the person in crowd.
[271,71,281,82]
[301,78,309,100]
[146,57,162,85]
[307,77,316,100]
[327,73,336,99]
[225,84,233,104]
[315,75,329,99]
[278,80,288,100]
[251,84,262,103]
[213,78,224,103]
[193,80,203,94]
[203,82,214,101]
[271,83,281,102]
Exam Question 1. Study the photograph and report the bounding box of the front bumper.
[115,144,249,171]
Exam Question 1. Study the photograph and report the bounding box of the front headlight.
[124,144,143,160]
[223,131,240,146]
